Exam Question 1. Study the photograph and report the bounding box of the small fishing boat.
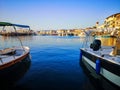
[0,22,30,70]
[80,31,120,87]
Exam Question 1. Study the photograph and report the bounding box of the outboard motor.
[90,39,101,51]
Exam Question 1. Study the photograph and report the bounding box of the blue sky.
[0,0,120,30]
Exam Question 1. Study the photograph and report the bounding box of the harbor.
[0,12,120,89]
[0,35,119,90]
[0,0,120,89]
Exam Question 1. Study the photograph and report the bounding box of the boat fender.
[96,59,101,74]
[80,50,82,61]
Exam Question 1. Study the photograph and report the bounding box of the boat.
[80,31,120,87]
[0,22,30,70]
[80,57,119,90]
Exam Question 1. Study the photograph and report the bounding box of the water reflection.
[0,55,31,90]
[0,36,34,49]
[0,36,34,42]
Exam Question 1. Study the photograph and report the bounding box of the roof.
[0,22,30,28]
[106,13,120,19]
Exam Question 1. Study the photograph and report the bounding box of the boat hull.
[0,55,31,89]
[0,46,30,70]
[80,49,120,87]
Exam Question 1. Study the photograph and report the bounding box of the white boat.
[0,22,30,70]
[80,30,120,87]
[0,46,30,70]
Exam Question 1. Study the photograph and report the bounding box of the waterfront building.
[94,13,120,37]
[73,29,84,36]
[57,29,68,36]
[49,30,58,35]
[104,13,120,29]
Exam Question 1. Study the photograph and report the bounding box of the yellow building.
[97,24,105,29]
[104,13,120,29]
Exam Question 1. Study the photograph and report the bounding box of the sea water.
[0,36,118,90]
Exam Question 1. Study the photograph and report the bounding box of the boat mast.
[82,29,91,48]
[2,26,5,31]
[13,26,26,52]
[0,22,30,52]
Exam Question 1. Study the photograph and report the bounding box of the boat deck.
[0,46,29,66]
[82,46,120,65]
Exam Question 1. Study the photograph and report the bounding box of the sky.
[0,0,120,30]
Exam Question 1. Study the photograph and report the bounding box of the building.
[104,13,120,29]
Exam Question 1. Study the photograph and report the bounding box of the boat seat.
[0,48,16,55]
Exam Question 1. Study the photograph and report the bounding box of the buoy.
[96,59,101,74]
[80,50,82,61]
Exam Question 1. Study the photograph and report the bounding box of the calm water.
[0,36,118,90]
